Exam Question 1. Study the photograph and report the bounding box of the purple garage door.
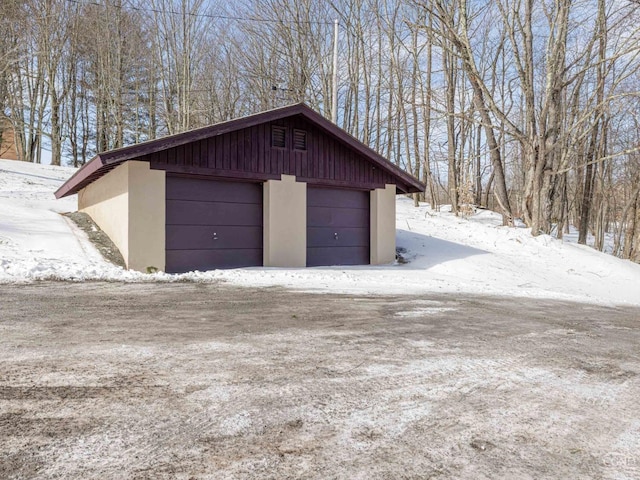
[165,175,263,273]
[307,186,370,267]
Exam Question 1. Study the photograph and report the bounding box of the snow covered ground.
[1,158,639,306]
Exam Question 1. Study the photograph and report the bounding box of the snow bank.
[1,159,639,306]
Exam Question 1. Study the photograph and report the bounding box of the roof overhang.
[55,103,425,198]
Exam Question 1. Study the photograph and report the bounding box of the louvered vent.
[293,129,307,151]
[271,125,286,148]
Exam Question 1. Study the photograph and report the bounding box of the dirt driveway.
[1,282,639,479]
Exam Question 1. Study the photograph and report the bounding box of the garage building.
[55,103,424,273]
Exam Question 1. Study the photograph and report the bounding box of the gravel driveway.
[1,282,639,479]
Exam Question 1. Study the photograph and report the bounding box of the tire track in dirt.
[1,282,639,479]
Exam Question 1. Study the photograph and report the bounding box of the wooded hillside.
[1,0,639,261]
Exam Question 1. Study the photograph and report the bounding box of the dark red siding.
[56,104,425,199]
[165,175,263,273]
[307,187,370,267]
[143,115,400,191]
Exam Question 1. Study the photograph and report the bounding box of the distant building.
[0,118,19,160]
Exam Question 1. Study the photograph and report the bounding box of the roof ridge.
[55,103,424,199]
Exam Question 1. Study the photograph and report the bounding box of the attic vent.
[293,129,307,151]
[271,125,286,148]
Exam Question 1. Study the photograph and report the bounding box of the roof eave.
[54,155,103,198]
[56,102,426,197]
[296,107,425,193]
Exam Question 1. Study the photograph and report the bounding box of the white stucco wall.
[370,183,396,264]
[127,162,165,272]
[78,161,165,272]
[263,174,306,267]
[78,163,130,265]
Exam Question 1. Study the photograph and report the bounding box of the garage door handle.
[213,232,218,240]
[334,232,339,240]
